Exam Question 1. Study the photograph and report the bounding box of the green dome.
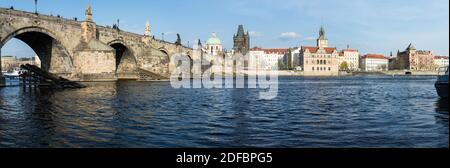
[206,33,222,45]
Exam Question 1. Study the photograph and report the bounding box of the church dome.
[206,33,222,45]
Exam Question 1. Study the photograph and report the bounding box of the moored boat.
[435,66,449,98]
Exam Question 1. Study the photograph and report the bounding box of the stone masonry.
[0,6,192,83]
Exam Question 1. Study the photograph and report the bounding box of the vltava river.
[0,76,448,148]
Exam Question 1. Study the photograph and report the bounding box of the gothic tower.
[233,25,250,55]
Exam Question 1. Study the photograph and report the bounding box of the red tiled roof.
[434,56,449,59]
[250,47,264,51]
[263,48,289,54]
[250,47,289,54]
[361,54,388,60]
[301,46,336,54]
[342,49,358,52]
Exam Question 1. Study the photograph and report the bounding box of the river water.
[0,76,448,148]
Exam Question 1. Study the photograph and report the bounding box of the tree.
[339,61,349,71]
[379,64,387,71]
[278,61,287,70]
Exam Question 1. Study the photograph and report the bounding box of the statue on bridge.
[175,34,182,46]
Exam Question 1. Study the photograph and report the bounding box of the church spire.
[319,25,326,40]
[317,25,328,48]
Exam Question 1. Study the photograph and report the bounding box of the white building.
[339,48,360,71]
[287,47,301,70]
[205,32,223,56]
[248,47,289,70]
[434,56,449,69]
[360,54,389,72]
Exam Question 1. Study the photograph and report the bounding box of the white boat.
[435,66,448,98]
[3,69,21,78]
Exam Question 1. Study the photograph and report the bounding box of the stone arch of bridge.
[0,26,74,73]
[158,47,194,74]
[107,40,138,76]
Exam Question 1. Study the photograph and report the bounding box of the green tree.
[278,61,287,70]
[339,61,349,71]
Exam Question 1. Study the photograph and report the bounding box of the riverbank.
[247,70,439,77]
[381,70,438,76]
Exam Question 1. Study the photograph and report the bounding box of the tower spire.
[144,19,151,36]
[319,25,326,39]
[317,25,328,48]
[85,4,93,22]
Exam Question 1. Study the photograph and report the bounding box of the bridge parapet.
[0,7,82,27]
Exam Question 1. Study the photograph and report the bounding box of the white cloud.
[248,31,263,37]
[303,37,316,41]
[279,32,301,40]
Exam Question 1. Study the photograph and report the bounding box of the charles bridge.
[0,6,194,84]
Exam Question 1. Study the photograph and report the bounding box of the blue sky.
[1,0,449,57]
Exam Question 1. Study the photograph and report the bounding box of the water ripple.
[0,76,448,148]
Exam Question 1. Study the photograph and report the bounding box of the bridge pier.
[0,48,5,87]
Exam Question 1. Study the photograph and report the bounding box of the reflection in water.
[435,98,449,130]
[436,98,449,113]
[0,76,449,148]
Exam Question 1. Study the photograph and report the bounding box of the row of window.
[306,60,331,65]
[312,55,332,58]
[312,67,332,71]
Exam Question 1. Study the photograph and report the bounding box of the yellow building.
[299,26,339,76]
[396,44,436,71]
[1,56,17,72]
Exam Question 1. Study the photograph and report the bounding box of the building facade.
[248,47,289,70]
[233,25,250,55]
[396,44,435,71]
[339,48,360,71]
[299,26,339,76]
[287,47,301,70]
[434,56,449,69]
[1,55,40,72]
[1,56,17,72]
[360,54,389,72]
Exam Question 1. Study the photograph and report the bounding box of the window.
[329,67,331,71]
[312,67,315,71]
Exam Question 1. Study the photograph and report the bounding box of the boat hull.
[435,82,449,98]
